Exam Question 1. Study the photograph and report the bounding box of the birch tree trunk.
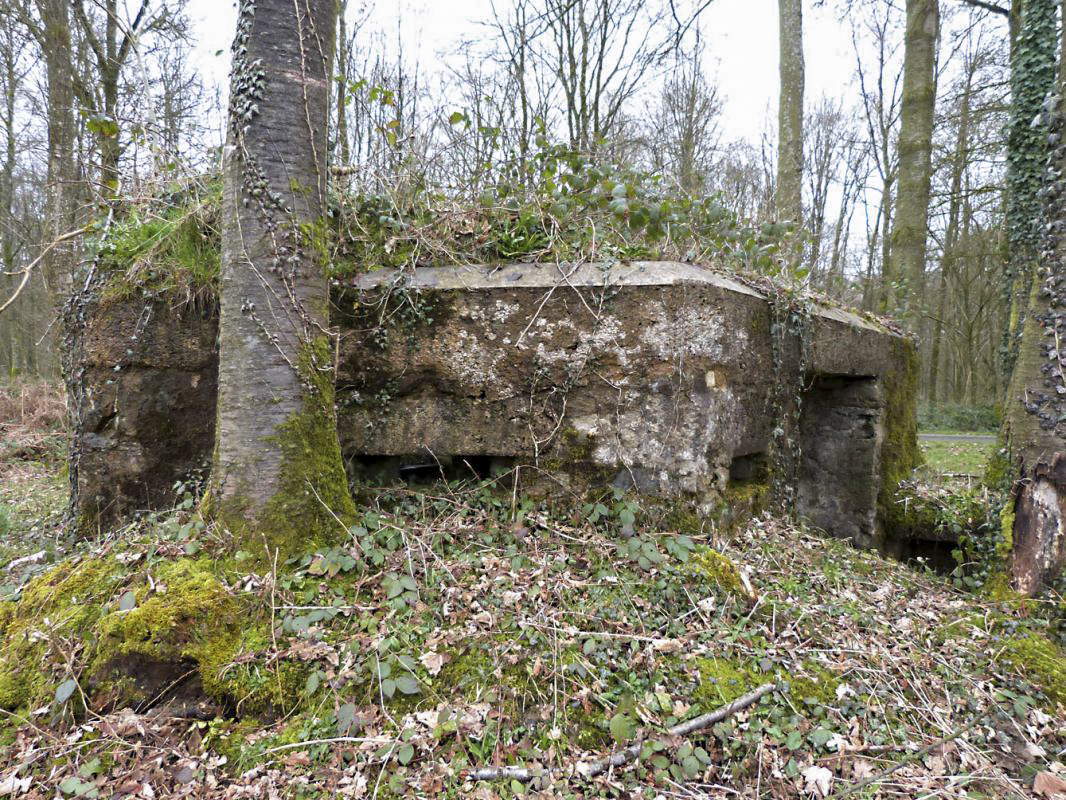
[776,0,803,225]
[212,0,355,553]
[886,0,938,316]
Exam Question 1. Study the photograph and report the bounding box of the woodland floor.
[0,385,1064,800]
[917,436,996,484]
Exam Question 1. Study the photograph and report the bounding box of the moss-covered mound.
[0,550,255,713]
[3,472,1062,798]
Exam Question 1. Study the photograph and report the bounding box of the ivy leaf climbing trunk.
[1004,0,1057,367]
[776,0,804,228]
[212,0,355,553]
[999,3,1066,597]
[885,0,938,317]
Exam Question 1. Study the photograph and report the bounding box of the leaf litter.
[0,466,1063,798]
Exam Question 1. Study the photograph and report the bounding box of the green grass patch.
[919,438,994,476]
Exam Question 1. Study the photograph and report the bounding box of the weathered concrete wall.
[67,261,920,549]
[66,296,218,533]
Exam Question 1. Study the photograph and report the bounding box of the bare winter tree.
[15,0,80,310]
[852,2,904,310]
[488,0,711,154]
[776,0,804,225]
[646,44,722,194]
[212,0,355,549]
[886,0,939,317]
[70,0,189,197]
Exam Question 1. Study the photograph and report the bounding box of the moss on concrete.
[92,559,243,701]
[0,552,286,715]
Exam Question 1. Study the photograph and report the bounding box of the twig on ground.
[465,682,777,784]
[835,716,986,798]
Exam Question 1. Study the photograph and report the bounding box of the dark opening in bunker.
[729,451,768,483]
[884,537,959,575]
[347,452,517,485]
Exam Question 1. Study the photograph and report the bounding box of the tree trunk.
[776,0,803,225]
[993,0,1064,597]
[335,0,350,167]
[1004,0,1057,370]
[929,54,974,405]
[37,0,78,376]
[99,0,121,195]
[1005,273,1066,595]
[1001,86,1066,596]
[212,0,355,554]
[887,0,938,318]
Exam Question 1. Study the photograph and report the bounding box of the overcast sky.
[183,0,861,146]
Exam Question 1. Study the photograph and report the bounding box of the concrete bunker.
[796,375,883,550]
[66,260,921,551]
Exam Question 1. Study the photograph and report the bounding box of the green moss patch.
[0,553,270,714]
[879,337,923,533]
[0,556,123,709]
[686,547,748,599]
[996,633,1066,708]
[92,559,245,703]
[695,657,758,708]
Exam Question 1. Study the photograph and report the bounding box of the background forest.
[2,1,1066,797]
[0,0,1029,422]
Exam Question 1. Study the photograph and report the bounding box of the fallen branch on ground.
[465,682,778,784]
[835,715,988,798]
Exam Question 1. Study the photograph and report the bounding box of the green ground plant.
[0,457,1061,798]
[93,141,813,302]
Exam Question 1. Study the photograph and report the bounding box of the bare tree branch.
[0,227,89,315]
[958,0,1009,17]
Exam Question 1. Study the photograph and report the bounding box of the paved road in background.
[918,433,996,443]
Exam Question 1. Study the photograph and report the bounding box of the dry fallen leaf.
[802,765,833,797]
[0,773,30,797]
[420,650,445,675]
[1034,771,1066,799]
